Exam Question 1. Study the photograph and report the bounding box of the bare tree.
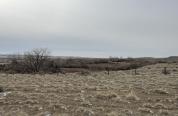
[23,48,50,73]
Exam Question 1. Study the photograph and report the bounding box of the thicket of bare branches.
[0,48,159,74]
[23,48,50,73]
[1,48,61,74]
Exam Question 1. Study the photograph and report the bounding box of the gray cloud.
[0,0,178,57]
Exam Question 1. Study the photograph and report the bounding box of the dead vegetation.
[0,63,178,115]
[152,89,169,95]
[138,107,153,114]
[96,92,117,100]
[0,49,164,74]
[126,90,140,101]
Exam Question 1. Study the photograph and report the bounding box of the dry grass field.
[0,63,178,116]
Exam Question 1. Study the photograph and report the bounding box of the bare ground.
[0,63,178,116]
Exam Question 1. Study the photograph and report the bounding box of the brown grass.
[0,63,178,115]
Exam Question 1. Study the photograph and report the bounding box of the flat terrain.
[0,63,178,116]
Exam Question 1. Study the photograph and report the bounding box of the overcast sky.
[0,0,177,57]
